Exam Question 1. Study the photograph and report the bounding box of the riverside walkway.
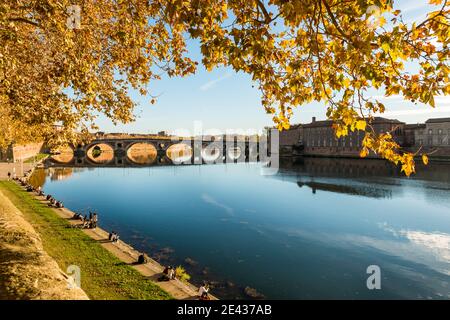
[0,163,34,180]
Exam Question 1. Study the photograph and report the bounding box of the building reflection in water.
[279,157,400,178]
[297,181,392,199]
[275,157,450,202]
[279,156,450,183]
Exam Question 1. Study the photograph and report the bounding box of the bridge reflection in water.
[35,156,450,203]
[47,137,268,167]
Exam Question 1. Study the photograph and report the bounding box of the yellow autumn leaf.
[342,78,350,88]
[355,120,367,131]
[401,163,415,177]
[286,65,293,74]
[282,121,291,130]
[360,147,369,158]
[422,154,429,165]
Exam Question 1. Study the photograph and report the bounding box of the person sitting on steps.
[81,215,90,229]
[158,266,173,281]
[198,283,210,300]
[137,253,147,264]
[91,213,98,229]
[109,232,119,242]
[170,267,176,280]
[72,212,81,220]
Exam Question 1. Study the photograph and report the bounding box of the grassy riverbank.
[0,181,172,300]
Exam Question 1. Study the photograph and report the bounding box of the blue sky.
[96,1,449,134]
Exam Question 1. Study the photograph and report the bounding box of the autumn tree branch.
[255,0,272,23]
[320,0,352,43]
[7,17,40,27]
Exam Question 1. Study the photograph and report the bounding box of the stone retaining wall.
[12,143,44,162]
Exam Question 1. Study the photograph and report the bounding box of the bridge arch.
[201,145,222,163]
[126,142,157,165]
[50,146,74,164]
[86,143,114,164]
[166,143,193,164]
[227,146,242,160]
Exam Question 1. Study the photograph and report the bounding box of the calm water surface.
[31,158,450,299]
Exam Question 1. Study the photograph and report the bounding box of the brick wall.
[11,143,44,162]
[279,125,303,156]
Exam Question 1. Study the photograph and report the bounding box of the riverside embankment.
[0,184,88,299]
[0,181,206,300]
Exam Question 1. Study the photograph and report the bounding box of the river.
[30,157,450,299]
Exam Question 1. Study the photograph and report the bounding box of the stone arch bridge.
[47,137,267,167]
